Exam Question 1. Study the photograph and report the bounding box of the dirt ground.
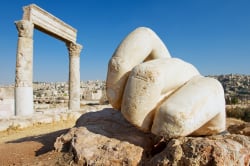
[0,119,77,166]
[0,117,247,166]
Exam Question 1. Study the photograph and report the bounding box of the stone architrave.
[15,4,82,116]
[67,42,83,111]
[15,20,34,116]
[22,4,77,43]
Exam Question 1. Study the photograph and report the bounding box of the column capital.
[15,20,34,38]
[67,42,83,57]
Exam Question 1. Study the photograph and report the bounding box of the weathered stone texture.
[14,4,82,115]
[67,42,82,57]
[22,4,77,43]
[15,20,34,87]
[150,135,250,166]
[55,108,154,165]
[15,20,34,116]
[67,43,82,111]
[106,27,171,110]
[106,27,226,139]
[121,58,200,131]
[15,20,34,38]
[55,108,250,165]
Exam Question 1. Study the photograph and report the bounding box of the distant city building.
[0,74,249,112]
[210,74,250,104]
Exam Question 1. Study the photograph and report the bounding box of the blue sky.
[0,0,249,84]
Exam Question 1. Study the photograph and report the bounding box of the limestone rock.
[150,134,250,166]
[55,108,250,165]
[55,108,154,165]
[227,118,250,136]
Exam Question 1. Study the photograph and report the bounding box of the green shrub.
[226,96,239,105]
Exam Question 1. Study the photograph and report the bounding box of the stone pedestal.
[67,42,82,111]
[15,20,34,116]
[15,87,33,116]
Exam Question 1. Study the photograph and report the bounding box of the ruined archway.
[15,4,82,116]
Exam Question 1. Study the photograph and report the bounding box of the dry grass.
[0,118,76,143]
[226,105,250,122]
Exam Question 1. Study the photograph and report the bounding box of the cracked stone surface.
[55,108,250,165]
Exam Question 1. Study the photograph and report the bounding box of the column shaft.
[67,43,82,111]
[15,20,34,116]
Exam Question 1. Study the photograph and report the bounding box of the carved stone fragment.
[106,27,226,138]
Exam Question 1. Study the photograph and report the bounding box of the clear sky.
[0,0,249,85]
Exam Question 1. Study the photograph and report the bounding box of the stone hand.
[106,27,226,139]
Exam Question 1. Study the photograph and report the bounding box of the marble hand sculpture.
[106,27,226,139]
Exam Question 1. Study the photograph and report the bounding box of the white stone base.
[15,87,34,116]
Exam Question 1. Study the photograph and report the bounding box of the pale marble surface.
[121,58,200,131]
[106,27,226,138]
[15,87,33,116]
[152,76,225,138]
[106,27,171,110]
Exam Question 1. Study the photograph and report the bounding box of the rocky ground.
[0,118,74,165]
[0,104,110,165]
[0,107,249,165]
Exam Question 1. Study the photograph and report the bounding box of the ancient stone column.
[67,42,82,111]
[15,20,34,116]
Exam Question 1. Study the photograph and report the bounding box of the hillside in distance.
[210,74,250,104]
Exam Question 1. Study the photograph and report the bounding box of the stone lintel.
[22,4,77,43]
